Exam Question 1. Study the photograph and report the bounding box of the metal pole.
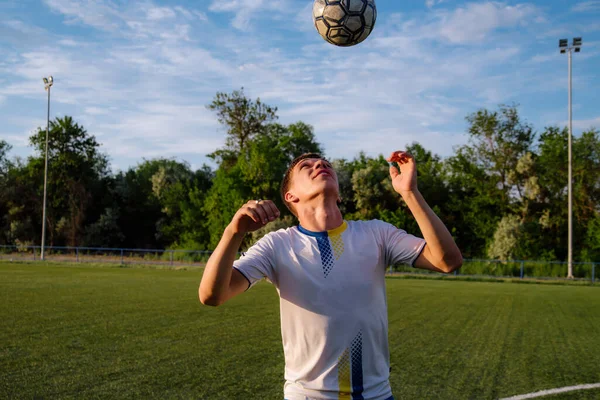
[41,85,51,261]
[567,50,573,279]
[520,261,524,279]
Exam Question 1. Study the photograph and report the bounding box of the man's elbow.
[441,252,463,274]
[198,289,225,307]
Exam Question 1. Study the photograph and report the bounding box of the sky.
[1,0,599,172]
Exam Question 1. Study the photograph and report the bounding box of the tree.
[113,159,181,249]
[83,208,125,248]
[465,105,535,204]
[488,214,523,260]
[176,167,214,250]
[0,141,12,244]
[350,155,397,219]
[28,116,110,246]
[207,87,278,164]
[0,140,10,176]
[535,127,600,261]
[444,105,535,258]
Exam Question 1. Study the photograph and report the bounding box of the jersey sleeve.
[374,220,426,267]
[233,233,276,289]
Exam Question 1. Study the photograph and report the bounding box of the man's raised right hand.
[228,199,280,235]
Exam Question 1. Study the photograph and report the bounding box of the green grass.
[1,262,599,400]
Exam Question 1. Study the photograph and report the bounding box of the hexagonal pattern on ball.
[315,18,330,37]
[355,27,371,45]
[323,4,347,23]
[313,0,326,19]
[363,4,375,26]
[345,0,366,13]
[345,16,363,33]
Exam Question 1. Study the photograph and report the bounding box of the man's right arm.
[198,199,280,307]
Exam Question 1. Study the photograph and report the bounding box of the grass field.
[1,262,599,400]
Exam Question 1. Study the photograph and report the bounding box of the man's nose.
[314,160,326,169]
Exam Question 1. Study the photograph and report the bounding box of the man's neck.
[297,199,344,232]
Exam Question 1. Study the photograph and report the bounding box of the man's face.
[287,157,339,203]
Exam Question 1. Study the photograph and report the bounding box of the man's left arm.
[387,151,463,274]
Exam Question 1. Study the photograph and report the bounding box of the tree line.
[1,88,599,261]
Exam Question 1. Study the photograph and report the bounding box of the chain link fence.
[0,245,213,267]
[0,245,597,283]
[392,258,596,283]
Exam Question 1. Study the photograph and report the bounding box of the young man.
[199,151,462,400]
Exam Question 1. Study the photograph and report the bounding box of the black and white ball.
[312,0,377,47]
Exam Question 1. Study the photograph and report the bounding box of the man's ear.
[285,191,299,204]
[337,197,342,204]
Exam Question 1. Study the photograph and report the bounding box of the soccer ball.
[312,0,377,47]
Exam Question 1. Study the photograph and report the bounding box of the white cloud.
[96,104,222,158]
[146,7,176,21]
[3,20,47,35]
[42,0,124,31]
[432,2,539,44]
[426,0,446,9]
[209,0,295,31]
[58,38,79,47]
[572,117,600,130]
[528,53,557,64]
[84,107,108,115]
[571,1,600,12]
[173,6,208,21]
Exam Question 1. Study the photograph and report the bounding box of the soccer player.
[199,151,462,400]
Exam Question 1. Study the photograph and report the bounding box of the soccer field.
[1,263,599,400]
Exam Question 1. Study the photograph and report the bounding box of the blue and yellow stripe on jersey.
[297,221,348,278]
[338,331,364,400]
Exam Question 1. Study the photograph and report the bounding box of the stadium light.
[41,76,54,261]
[559,39,582,279]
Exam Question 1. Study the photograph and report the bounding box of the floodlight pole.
[567,49,573,279]
[559,38,581,279]
[41,77,53,261]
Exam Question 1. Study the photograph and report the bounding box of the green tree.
[113,159,180,249]
[445,105,535,258]
[28,116,110,246]
[0,140,10,175]
[464,105,535,203]
[535,127,600,261]
[83,208,125,248]
[176,167,214,250]
[113,158,214,250]
[207,87,278,165]
[204,164,248,248]
[0,141,12,244]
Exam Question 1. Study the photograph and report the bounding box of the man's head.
[280,153,339,217]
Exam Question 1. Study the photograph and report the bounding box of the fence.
[392,258,596,283]
[0,245,213,267]
[0,245,596,283]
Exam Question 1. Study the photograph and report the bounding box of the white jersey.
[233,219,426,400]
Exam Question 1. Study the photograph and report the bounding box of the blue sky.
[1,0,599,172]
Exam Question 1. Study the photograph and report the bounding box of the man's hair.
[280,153,325,216]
